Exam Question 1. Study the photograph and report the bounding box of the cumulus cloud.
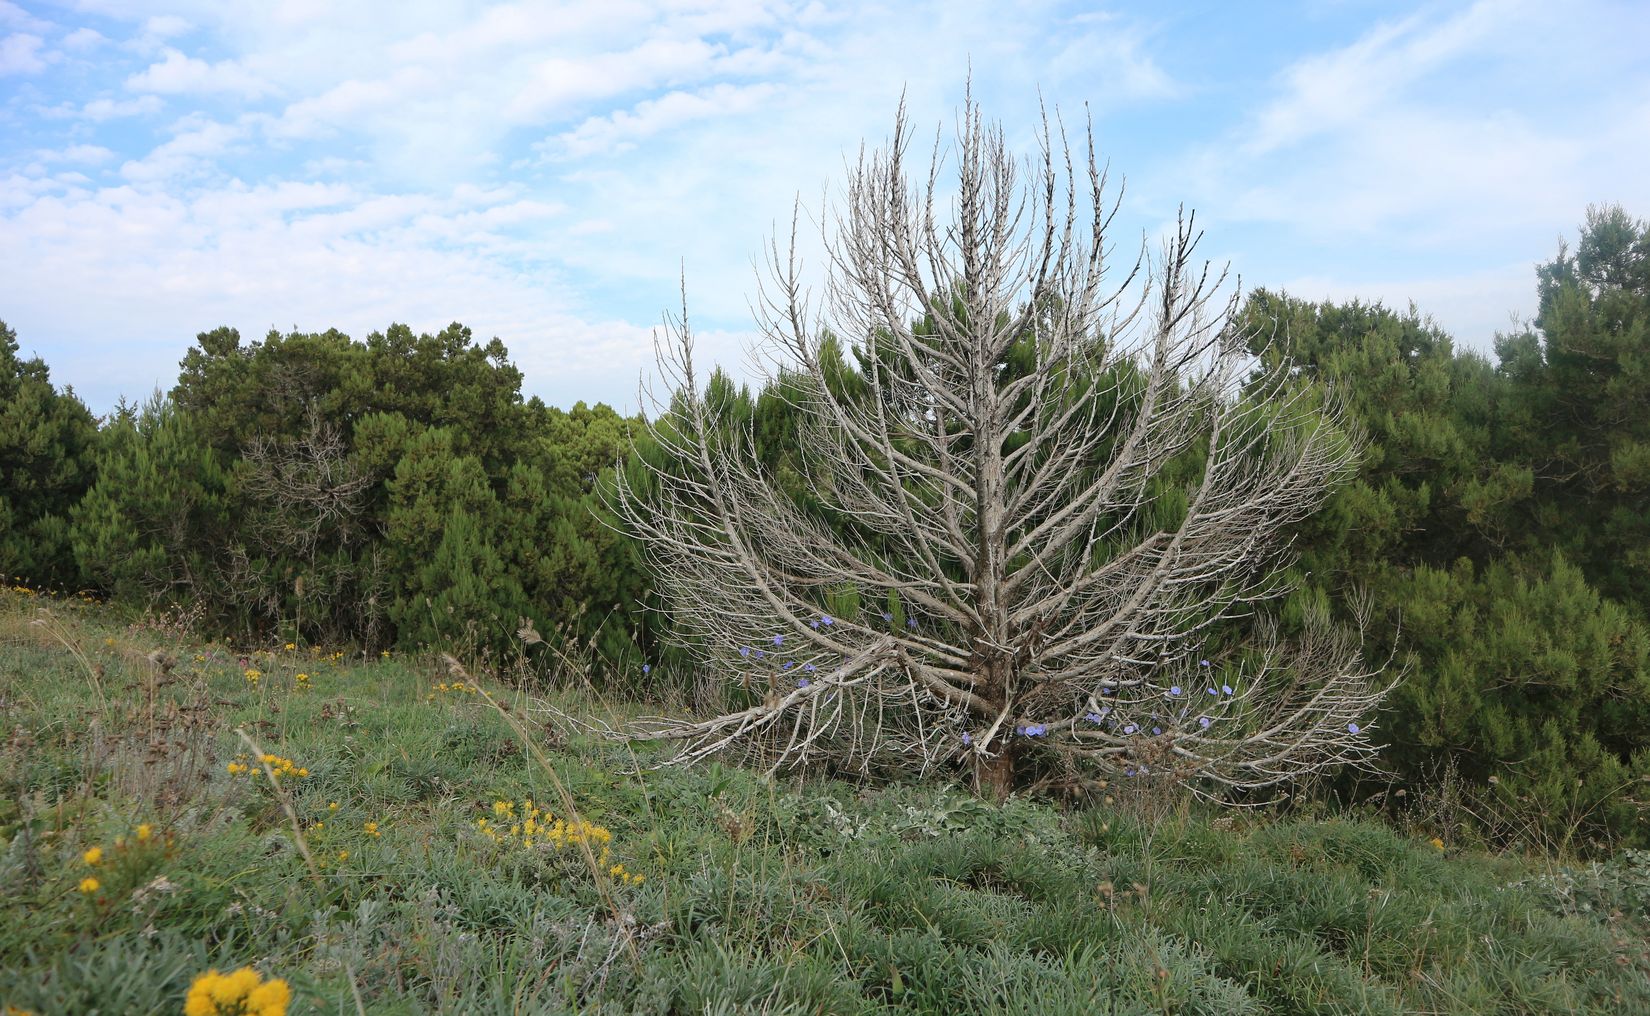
[0,1,49,32]
[127,47,274,97]
[0,175,658,410]
[80,94,166,120]
[62,27,108,51]
[0,32,46,74]
[505,37,729,123]
[41,144,116,164]
[118,117,248,182]
[141,15,192,39]
[552,82,781,158]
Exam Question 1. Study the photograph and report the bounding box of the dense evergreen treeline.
[1,319,655,678]
[2,205,1647,845]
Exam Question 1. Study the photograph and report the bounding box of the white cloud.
[15,0,1644,416]
[506,37,728,123]
[81,94,165,120]
[270,67,434,139]
[142,15,192,39]
[1044,11,1178,104]
[62,27,108,51]
[1167,0,1650,252]
[127,47,273,98]
[0,31,46,74]
[552,82,780,158]
[0,175,659,410]
[39,144,116,164]
[1274,262,1537,353]
[0,1,49,32]
[118,117,247,182]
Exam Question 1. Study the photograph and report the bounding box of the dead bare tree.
[613,96,1390,799]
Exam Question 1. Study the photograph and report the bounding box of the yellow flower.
[77,877,99,894]
[217,967,260,1005]
[336,850,348,861]
[82,846,102,865]
[1430,837,1446,851]
[246,978,291,1016]
[284,642,296,651]
[136,824,153,842]
[183,965,293,1015]
[363,821,379,838]
[328,801,339,812]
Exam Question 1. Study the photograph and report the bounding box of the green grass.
[3,589,1649,1014]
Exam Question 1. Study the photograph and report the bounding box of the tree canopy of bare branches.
[614,96,1390,799]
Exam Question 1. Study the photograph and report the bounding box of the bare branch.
[612,93,1387,800]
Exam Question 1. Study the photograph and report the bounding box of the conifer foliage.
[0,320,97,588]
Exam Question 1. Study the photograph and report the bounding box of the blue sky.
[2,0,1647,414]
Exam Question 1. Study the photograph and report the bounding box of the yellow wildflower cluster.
[243,668,261,687]
[427,681,479,701]
[226,753,309,780]
[184,967,291,1016]
[363,821,380,838]
[72,822,160,895]
[76,839,104,892]
[294,672,310,690]
[474,800,644,885]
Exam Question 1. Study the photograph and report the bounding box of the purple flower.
[774,634,784,646]
[1123,724,1137,735]
[642,664,651,675]
[1199,659,1210,668]
[962,732,973,745]
[1348,722,1361,734]
[799,678,811,688]
[820,615,833,626]
[1199,716,1211,729]
[1168,686,1182,697]
[881,611,893,622]
[810,620,820,629]
[783,661,794,670]
[755,649,765,660]
[739,646,751,658]
[1124,766,1136,777]
[1152,726,1162,736]
[1207,687,1217,696]
[1024,723,1046,737]
[1222,684,1233,696]
[906,618,917,629]
[1085,711,1103,724]
[804,663,816,672]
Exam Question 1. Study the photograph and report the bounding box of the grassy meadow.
[3,587,1649,1015]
